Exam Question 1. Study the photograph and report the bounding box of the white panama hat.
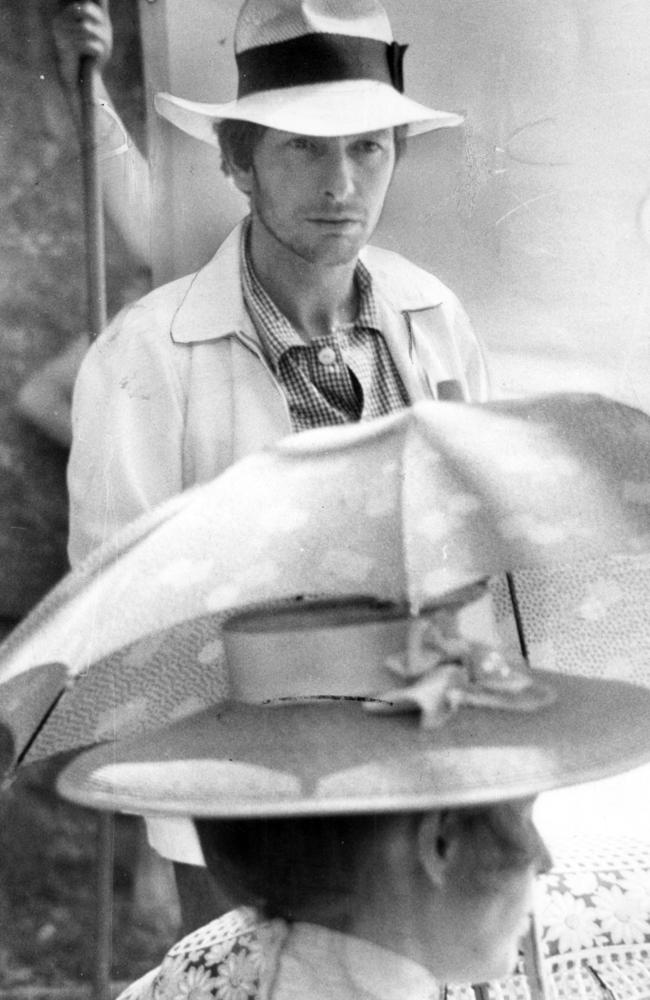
[154,0,464,143]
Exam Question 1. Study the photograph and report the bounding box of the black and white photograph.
[1,1,649,997]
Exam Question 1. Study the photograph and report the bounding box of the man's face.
[237,127,397,266]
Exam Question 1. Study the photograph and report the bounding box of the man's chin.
[305,235,367,266]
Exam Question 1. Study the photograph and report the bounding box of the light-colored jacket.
[68,223,489,565]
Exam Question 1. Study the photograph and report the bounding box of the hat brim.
[57,671,650,819]
[154,82,463,144]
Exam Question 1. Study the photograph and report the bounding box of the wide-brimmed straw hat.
[154,0,463,144]
[57,592,650,819]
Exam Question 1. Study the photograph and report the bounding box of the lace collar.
[118,906,439,1000]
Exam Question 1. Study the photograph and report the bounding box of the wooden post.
[78,49,108,339]
[93,812,115,1000]
[78,5,114,997]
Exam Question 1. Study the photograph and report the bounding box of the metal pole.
[77,6,114,997]
[505,570,529,661]
[520,916,550,1000]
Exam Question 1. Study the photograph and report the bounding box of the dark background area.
[0,3,173,992]
[0,0,144,626]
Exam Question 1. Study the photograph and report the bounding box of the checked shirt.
[240,221,410,431]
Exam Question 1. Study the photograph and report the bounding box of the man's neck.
[248,217,360,343]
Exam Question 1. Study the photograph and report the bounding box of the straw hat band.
[236,34,408,98]
[225,608,408,703]
[222,596,553,726]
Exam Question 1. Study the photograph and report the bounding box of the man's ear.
[228,159,254,197]
[417,811,454,889]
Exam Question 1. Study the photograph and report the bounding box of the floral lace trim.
[117,909,287,1000]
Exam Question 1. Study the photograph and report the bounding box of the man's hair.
[215,119,268,175]
[214,120,409,177]
[393,124,408,162]
[195,801,549,921]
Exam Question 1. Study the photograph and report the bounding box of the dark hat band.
[236,33,408,99]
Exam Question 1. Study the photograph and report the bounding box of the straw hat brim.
[155,82,463,145]
[57,670,650,818]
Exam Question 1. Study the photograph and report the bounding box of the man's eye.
[289,137,316,152]
[354,141,382,155]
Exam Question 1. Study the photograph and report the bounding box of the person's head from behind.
[196,798,551,983]
[56,593,650,986]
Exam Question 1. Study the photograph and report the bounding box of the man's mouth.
[308,216,363,226]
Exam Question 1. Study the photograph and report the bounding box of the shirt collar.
[170,220,445,346]
[240,219,304,370]
[240,218,383,374]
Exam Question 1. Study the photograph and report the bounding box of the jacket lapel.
[170,223,257,346]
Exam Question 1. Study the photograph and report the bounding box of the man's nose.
[322,145,355,201]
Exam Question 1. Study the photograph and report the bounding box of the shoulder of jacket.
[96,271,201,355]
[362,244,456,310]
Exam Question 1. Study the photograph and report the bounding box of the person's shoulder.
[362,244,457,309]
[106,272,199,339]
[82,271,204,373]
[99,223,245,351]
[115,908,287,1000]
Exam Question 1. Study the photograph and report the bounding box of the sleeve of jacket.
[67,300,186,567]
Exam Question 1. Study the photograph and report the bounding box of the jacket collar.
[170,224,250,344]
[170,220,445,346]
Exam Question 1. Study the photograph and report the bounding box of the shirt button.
[317,346,337,367]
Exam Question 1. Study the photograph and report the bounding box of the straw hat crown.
[235,0,394,49]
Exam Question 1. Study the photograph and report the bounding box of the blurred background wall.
[0,0,142,623]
